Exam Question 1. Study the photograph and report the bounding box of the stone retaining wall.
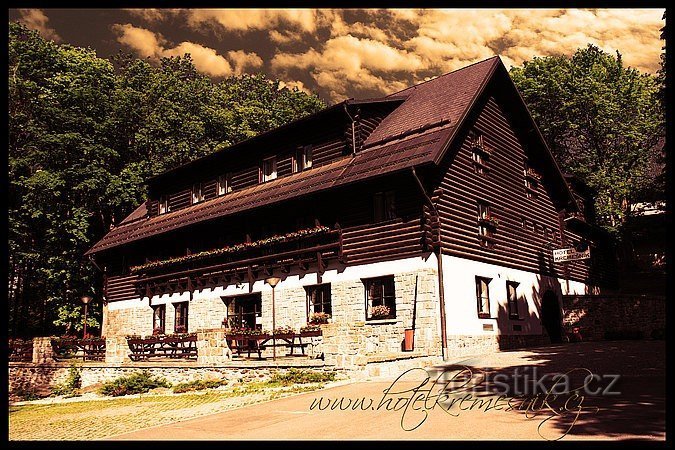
[562,295,666,341]
[8,362,337,400]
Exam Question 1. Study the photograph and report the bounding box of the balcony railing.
[134,225,343,298]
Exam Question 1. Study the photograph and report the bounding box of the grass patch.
[172,379,227,394]
[99,370,171,397]
[10,381,325,440]
[266,369,336,386]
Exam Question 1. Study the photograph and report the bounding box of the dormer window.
[191,183,204,204]
[158,195,170,215]
[261,157,277,182]
[294,145,313,173]
[217,173,232,196]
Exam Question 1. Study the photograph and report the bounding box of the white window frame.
[191,183,204,204]
[261,157,277,182]
[217,173,232,196]
[158,195,170,215]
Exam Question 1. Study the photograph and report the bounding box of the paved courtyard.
[110,340,665,441]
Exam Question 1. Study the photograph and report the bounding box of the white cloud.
[112,23,264,78]
[17,9,61,42]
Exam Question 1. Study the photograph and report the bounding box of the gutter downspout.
[343,103,357,155]
[411,167,448,361]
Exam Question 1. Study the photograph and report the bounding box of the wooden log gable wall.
[433,89,611,284]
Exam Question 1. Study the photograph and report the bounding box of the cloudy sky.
[10,8,665,103]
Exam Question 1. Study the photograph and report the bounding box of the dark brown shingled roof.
[86,57,508,255]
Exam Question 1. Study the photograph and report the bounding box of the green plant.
[12,386,41,401]
[273,326,295,335]
[52,363,82,396]
[172,379,228,393]
[267,369,336,386]
[98,370,171,397]
[300,324,322,333]
[308,312,330,324]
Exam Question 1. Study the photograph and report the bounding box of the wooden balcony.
[133,226,343,298]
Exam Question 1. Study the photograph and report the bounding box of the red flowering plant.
[300,324,322,334]
[370,305,391,319]
[273,326,296,336]
[308,312,330,324]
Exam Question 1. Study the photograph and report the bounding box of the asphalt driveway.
[109,340,665,441]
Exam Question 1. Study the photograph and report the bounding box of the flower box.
[299,329,322,337]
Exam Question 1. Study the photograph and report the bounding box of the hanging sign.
[553,247,591,262]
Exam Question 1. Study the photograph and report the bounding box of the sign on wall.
[553,247,591,262]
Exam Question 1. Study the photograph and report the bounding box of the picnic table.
[226,333,315,359]
[127,334,198,361]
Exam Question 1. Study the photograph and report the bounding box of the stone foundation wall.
[445,334,551,359]
[562,295,666,341]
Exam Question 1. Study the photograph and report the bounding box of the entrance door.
[223,294,262,330]
[541,290,562,343]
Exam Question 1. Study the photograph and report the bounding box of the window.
[475,276,492,318]
[224,294,262,330]
[174,302,188,333]
[524,163,540,199]
[469,131,489,174]
[306,284,332,317]
[374,191,396,222]
[217,173,232,196]
[506,281,520,319]
[152,304,166,334]
[295,145,313,173]
[158,195,170,215]
[477,202,495,247]
[191,183,204,204]
[364,276,396,320]
[261,157,277,182]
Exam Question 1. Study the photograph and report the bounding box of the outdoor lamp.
[265,277,281,361]
[81,295,93,339]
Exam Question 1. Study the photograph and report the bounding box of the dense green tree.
[8,22,326,336]
[510,44,665,235]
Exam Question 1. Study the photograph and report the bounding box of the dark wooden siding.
[312,132,347,167]
[435,93,602,284]
[337,176,425,266]
[105,274,139,302]
[231,166,260,191]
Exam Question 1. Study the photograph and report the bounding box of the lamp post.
[265,277,281,361]
[81,295,93,339]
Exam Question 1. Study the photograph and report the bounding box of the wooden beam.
[247,266,254,293]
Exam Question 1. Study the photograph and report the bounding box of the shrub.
[172,379,227,393]
[51,364,82,396]
[12,386,41,401]
[268,369,336,386]
[99,370,170,397]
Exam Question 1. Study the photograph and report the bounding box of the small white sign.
[255,316,263,325]
[553,247,591,262]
